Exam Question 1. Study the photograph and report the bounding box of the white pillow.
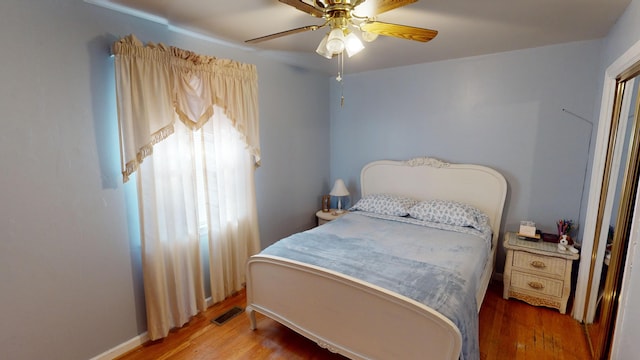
[350,194,418,217]
[409,200,482,229]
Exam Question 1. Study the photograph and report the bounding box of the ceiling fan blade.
[245,24,324,44]
[361,21,437,42]
[370,0,418,15]
[279,0,324,18]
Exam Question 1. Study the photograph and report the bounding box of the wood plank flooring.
[479,283,591,359]
[116,282,591,359]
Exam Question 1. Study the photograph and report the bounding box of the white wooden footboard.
[246,254,462,360]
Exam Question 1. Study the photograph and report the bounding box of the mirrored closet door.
[584,61,640,359]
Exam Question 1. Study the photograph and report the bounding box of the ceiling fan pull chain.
[336,51,343,82]
[338,52,345,107]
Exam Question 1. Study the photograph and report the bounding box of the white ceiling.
[96,0,631,74]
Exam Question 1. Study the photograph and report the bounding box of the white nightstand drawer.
[512,251,566,277]
[510,270,564,298]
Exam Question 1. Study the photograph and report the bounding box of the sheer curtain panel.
[112,34,260,340]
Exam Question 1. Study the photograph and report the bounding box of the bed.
[245,157,507,360]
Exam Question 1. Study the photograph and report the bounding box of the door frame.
[575,38,640,321]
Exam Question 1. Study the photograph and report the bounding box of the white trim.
[84,0,168,25]
[573,37,640,322]
[88,296,213,359]
[84,0,253,51]
[89,332,149,360]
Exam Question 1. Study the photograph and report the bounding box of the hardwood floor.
[479,283,591,359]
[116,282,591,360]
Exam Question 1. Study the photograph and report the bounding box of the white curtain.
[113,35,260,340]
[197,108,260,304]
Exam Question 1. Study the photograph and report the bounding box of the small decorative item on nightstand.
[557,218,574,243]
[321,195,331,212]
[503,232,580,314]
[316,209,347,226]
[519,220,537,237]
[517,221,540,241]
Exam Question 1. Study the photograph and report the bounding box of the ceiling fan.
[246,0,438,59]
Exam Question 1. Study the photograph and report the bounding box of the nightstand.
[503,232,580,314]
[316,209,347,226]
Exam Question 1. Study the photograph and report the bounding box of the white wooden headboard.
[360,157,507,246]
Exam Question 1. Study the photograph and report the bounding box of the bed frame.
[246,157,507,360]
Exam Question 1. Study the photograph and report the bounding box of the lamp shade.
[344,32,364,57]
[330,179,349,197]
[326,28,346,54]
[315,33,333,59]
[361,30,378,42]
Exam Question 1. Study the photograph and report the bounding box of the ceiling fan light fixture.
[361,30,378,42]
[326,28,346,54]
[344,32,364,57]
[315,33,333,59]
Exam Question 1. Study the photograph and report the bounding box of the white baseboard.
[89,332,149,360]
[90,297,214,360]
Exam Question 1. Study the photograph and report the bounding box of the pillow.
[409,200,482,229]
[350,194,418,217]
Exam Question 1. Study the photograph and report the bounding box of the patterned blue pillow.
[350,194,418,217]
[409,200,482,229]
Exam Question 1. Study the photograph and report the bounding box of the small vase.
[321,195,330,212]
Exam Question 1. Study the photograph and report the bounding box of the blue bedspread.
[260,212,491,360]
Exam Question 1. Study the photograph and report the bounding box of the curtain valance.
[112,34,260,182]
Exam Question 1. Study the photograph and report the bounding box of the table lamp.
[330,179,349,214]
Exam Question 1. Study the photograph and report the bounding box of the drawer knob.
[530,260,546,269]
[528,281,544,290]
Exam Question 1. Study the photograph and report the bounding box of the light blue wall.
[0,1,329,359]
[602,0,640,67]
[330,40,602,272]
[1,0,637,358]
